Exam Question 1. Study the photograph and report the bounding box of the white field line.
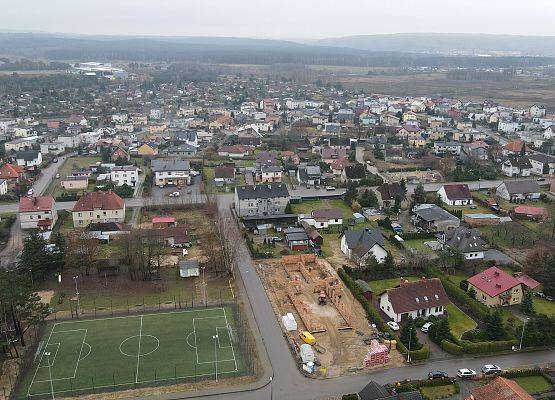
[72,329,88,379]
[52,307,226,325]
[27,323,58,396]
[135,315,143,383]
[38,343,60,369]
[27,368,240,397]
[223,308,238,372]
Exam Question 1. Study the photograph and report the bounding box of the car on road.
[537,177,546,182]
[26,188,33,196]
[482,364,502,375]
[457,368,477,379]
[55,173,60,179]
[186,189,192,194]
[387,321,400,331]
[428,370,448,379]
[53,157,58,163]
[325,186,336,191]
[421,322,433,333]
[169,191,180,197]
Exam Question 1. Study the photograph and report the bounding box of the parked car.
[387,321,400,331]
[26,188,33,196]
[325,186,336,191]
[457,368,477,379]
[428,370,448,380]
[169,191,180,197]
[270,236,283,242]
[537,177,546,182]
[55,173,60,179]
[482,364,502,375]
[53,157,58,163]
[421,322,433,333]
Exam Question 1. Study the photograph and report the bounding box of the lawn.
[513,375,553,394]
[368,276,418,295]
[320,233,339,258]
[534,298,555,316]
[19,307,247,398]
[47,156,102,197]
[419,384,458,399]
[445,303,477,339]
[291,199,353,220]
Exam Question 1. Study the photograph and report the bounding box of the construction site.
[259,254,404,378]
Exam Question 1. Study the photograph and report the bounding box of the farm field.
[19,307,247,398]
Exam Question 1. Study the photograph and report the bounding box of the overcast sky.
[3,0,555,39]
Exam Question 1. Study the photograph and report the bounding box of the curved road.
[131,194,554,400]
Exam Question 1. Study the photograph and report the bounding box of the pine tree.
[485,309,505,341]
[413,183,426,204]
[399,317,421,350]
[520,290,534,315]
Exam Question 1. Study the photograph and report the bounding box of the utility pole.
[407,327,413,363]
[519,317,529,351]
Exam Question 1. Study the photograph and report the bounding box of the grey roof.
[235,184,290,200]
[504,155,531,169]
[174,130,197,142]
[285,232,309,241]
[16,150,40,161]
[151,159,190,172]
[358,381,423,400]
[413,204,459,222]
[529,153,555,164]
[342,228,385,257]
[445,227,488,253]
[168,144,196,154]
[261,165,282,173]
[355,279,372,293]
[501,179,540,194]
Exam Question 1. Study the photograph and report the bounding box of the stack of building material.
[281,313,298,331]
[363,340,390,367]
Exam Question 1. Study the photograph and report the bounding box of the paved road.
[36,152,75,195]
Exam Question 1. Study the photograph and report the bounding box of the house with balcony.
[152,159,191,187]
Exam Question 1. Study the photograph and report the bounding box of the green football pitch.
[21,307,246,398]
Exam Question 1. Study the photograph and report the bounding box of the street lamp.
[212,334,219,382]
[73,276,81,315]
[44,351,55,400]
[407,327,413,363]
[269,376,273,400]
[519,317,530,351]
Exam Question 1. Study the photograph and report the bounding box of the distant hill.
[315,33,555,56]
[0,33,554,68]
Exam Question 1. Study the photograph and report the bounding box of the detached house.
[110,166,139,187]
[375,182,405,208]
[0,163,25,188]
[340,228,387,265]
[299,208,343,229]
[19,195,57,230]
[467,376,534,400]
[379,278,450,323]
[152,159,191,187]
[501,155,531,177]
[214,166,235,186]
[441,227,487,260]
[528,153,555,175]
[437,184,473,206]
[467,266,523,307]
[495,179,541,201]
[72,191,125,228]
[341,164,366,183]
[297,165,321,185]
[15,150,42,168]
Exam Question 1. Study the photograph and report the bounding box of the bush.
[502,368,544,379]
[342,395,359,400]
[401,232,437,241]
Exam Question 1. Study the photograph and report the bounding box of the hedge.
[401,231,438,241]
[338,268,429,361]
[459,339,517,354]
[440,339,464,355]
[502,368,544,379]
[439,276,490,322]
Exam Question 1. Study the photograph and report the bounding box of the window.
[482,294,486,301]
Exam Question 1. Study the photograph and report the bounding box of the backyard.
[368,276,418,295]
[513,375,553,394]
[46,156,101,198]
[419,383,458,399]
[291,199,353,221]
[445,303,477,339]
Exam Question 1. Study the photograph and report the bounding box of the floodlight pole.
[213,334,218,382]
[269,376,273,400]
[44,351,55,400]
[73,276,80,315]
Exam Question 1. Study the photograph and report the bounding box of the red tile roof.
[467,266,521,298]
[72,191,124,212]
[0,163,24,179]
[515,274,541,290]
[503,140,531,153]
[152,216,176,224]
[513,205,549,219]
[470,377,533,400]
[385,278,450,314]
[19,196,54,213]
